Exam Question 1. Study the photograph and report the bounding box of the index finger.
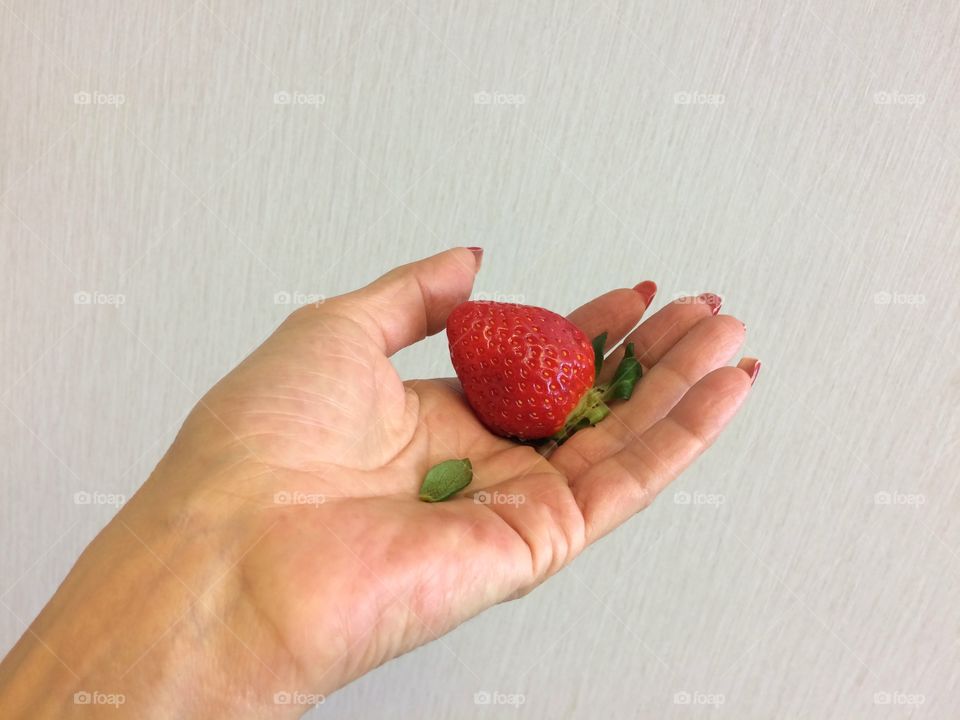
[565,283,658,354]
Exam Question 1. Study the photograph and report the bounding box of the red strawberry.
[446,301,641,442]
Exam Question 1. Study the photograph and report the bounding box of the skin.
[0,248,757,718]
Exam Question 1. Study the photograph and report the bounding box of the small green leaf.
[605,343,642,401]
[592,332,608,381]
[419,458,473,502]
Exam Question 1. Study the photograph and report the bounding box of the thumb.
[320,247,482,356]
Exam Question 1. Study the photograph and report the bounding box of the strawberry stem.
[550,342,642,445]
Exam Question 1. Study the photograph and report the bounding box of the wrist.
[0,458,305,718]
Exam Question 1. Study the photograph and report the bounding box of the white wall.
[2,2,959,717]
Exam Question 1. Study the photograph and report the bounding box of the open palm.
[155,248,755,708]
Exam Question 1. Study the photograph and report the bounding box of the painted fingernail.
[698,292,722,315]
[632,280,657,306]
[745,358,761,385]
[466,246,484,270]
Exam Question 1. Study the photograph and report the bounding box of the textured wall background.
[2,1,959,718]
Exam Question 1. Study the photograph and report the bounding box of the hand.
[0,248,757,718]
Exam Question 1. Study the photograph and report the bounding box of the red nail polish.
[632,280,657,306]
[698,293,722,315]
[749,359,761,385]
[466,246,483,269]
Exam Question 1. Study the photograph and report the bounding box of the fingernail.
[632,280,657,306]
[466,246,483,270]
[745,358,761,385]
[698,292,722,315]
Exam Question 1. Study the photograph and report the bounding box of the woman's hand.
[0,248,757,718]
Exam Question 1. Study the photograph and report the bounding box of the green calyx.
[419,458,473,502]
[550,336,643,445]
